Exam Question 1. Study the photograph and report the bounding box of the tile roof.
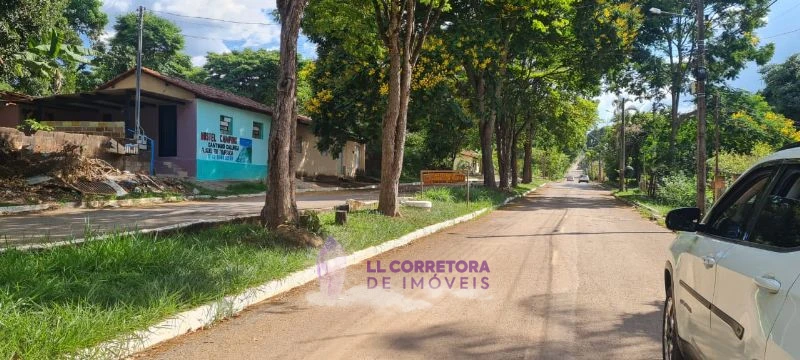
[99,67,311,123]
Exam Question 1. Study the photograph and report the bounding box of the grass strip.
[0,180,543,359]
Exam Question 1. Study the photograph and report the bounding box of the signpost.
[420,170,470,204]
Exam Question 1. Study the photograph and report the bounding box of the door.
[158,105,177,157]
[674,167,775,358]
[709,165,800,359]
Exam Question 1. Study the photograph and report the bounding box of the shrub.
[656,173,696,207]
[16,119,54,135]
[418,187,456,202]
[298,210,323,235]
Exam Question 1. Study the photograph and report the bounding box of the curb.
[612,194,665,221]
[85,183,545,359]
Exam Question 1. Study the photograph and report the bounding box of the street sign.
[420,170,467,185]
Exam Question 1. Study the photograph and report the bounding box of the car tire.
[662,293,684,360]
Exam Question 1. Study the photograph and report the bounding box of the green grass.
[0,181,544,359]
[614,189,675,217]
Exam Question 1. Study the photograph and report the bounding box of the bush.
[298,210,323,235]
[16,119,53,135]
[656,173,696,207]
[418,187,456,202]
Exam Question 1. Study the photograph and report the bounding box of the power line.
[150,9,280,26]
[763,26,800,39]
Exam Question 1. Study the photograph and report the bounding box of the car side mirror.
[666,207,702,232]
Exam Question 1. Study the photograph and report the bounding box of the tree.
[64,0,108,41]
[630,0,774,164]
[261,0,309,229]
[1,0,67,93]
[761,54,800,126]
[187,49,314,111]
[92,13,191,83]
[371,0,448,216]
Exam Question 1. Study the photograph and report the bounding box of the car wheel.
[663,293,684,360]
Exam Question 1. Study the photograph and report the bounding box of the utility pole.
[694,0,708,213]
[619,97,627,192]
[135,6,144,147]
[714,91,721,202]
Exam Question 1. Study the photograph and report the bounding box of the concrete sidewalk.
[0,189,380,246]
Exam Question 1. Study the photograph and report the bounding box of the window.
[295,137,304,153]
[750,167,800,249]
[252,122,263,139]
[220,115,232,135]
[704,168,773,240]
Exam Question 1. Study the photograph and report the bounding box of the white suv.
[664,147,800,360]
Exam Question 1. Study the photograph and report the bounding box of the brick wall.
[40,121,125,139]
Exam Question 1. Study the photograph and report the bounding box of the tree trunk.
[668,89,680,166]
[522,118,535,183]
[377,4,404,217]
[510,132,519,188]
[261,0,307,229]
[476,76,497,188]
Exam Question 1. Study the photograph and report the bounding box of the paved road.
[137,182,675,359]
[0,190,380,245]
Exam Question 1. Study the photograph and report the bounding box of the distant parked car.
[566,176,574,182]
[578,175,589,183]
[662,144,800,359]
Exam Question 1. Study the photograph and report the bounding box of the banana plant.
[11,29,91,93]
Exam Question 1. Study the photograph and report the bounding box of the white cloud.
[190,55,207,67]
[100,0,315,66]
[595,87,695,127]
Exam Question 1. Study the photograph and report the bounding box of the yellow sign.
[421,170,467,185]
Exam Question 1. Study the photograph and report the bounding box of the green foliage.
[532,147,571,180]
[0,0,104,95]
[185,49,313,111]
[298,210,323,235]
[16,119,54,134]
[92,13,191,83]
[655,173,696,207]
[714,142,774,176]
[761,54,800,125]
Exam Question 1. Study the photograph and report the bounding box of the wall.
[1,127,112,158]
[195,99,269,181]
[0,104,21,128]
[41,121,125,139]
[105,73,195,101]
[294,123,365,178]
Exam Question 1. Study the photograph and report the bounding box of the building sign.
[421,170,466,185]
[199,131,252,164]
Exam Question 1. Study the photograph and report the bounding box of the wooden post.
[335,210,347,225]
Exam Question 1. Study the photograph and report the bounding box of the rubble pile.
[0,138,191,206]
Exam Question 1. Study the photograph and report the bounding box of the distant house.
[0,68,366,181]
[453,150,481,175]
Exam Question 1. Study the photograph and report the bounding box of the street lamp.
[650,4,708,214]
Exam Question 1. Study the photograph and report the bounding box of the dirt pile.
[0,138,191,206]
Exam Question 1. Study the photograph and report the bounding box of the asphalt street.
[0,190,379,244]
[137,181,675,359]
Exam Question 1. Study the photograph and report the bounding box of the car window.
[749,168,800,249]
[704,169,773,240]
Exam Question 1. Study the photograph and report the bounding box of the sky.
[99,0,800,125]
[596,0,800,125]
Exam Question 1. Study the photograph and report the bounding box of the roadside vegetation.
[0,181,542,359]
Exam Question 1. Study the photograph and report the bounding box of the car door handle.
[754,276,781,294]
[701,256,716,268]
